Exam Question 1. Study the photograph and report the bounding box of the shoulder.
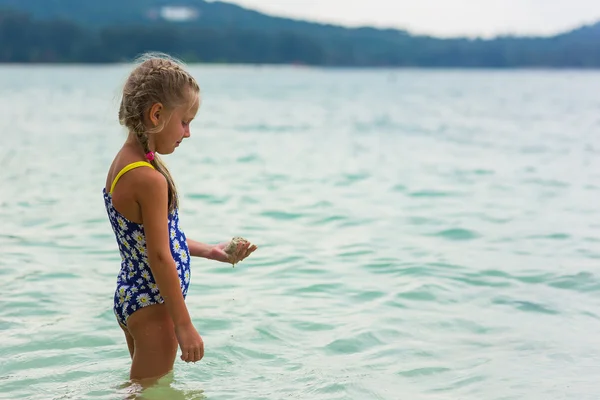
[132,166,168,200]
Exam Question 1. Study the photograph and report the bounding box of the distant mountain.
[0,0,410,38]
[555,21,600,41]
[0,0,599,67]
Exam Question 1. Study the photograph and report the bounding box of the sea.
[0,64,599,399]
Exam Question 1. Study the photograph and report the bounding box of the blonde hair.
[118,52,199,212]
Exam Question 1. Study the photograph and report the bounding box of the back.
[104,155,153,224]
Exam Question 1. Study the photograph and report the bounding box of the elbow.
[148,248,174,267]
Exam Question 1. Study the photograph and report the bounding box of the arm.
[137,169,204,362]
[187,239,217,259]
[187,237,258,264]
[137,170,192,327]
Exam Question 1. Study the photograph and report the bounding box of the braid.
[136,130,151,155]
[118,52,199,213]
[135,129,178,211]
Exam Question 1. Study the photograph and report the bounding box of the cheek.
[170,122,184,137]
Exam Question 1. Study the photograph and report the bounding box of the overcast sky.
[220,0,600,37]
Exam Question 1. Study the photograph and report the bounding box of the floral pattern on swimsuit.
[102,163,191,328]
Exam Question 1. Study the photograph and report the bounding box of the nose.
[184,126,191,138]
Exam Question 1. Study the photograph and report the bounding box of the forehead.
[181,93,200,117]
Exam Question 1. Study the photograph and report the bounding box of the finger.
[236,241,246,253]
[181,349,190,362]
[194,347,202,363]
[241,242,251,256]
[245,244,257,258]
[236,243,249,261]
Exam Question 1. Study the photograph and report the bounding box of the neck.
[125,131,156,156]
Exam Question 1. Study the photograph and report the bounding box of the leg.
[118,320,135,359]
[126,303,179,383]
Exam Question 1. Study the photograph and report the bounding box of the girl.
[102,53,257,383]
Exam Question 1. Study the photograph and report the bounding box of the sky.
[219,0,600,38]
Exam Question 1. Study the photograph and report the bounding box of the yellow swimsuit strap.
[109,161,155,194]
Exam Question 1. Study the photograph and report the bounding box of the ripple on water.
[398,366,452,378]
[396,285,442,302]
[522,178,570,188]
[450,269,515,289]
[334,172,371,187]
[290,320,336,332]
[348,290,387,303]
[236,154,262,163]
[406,215,445,226]
[293,282,344,295]
[492,296,560,315]
[187,192,231,204]
[527,232,572,240]
[260,210,305,220]
[547,272,600,293]
[408,190,465,198]
[309,214,348,226]
[362,259,399,275]
[430,228,481,241]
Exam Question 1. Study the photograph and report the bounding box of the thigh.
[127,303,179,382]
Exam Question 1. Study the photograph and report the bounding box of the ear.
[148,103,163,127]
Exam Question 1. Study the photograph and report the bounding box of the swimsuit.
[102,161,191,328]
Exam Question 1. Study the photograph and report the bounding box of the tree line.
[1,9,599,67]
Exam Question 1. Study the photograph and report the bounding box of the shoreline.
[0,62,599,70]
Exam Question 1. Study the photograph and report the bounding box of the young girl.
[102,53,257,383]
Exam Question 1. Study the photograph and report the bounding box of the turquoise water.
[1,65,600,399]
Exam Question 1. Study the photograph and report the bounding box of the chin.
[157,148,175,155]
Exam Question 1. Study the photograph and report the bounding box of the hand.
[174,322,204,363]
[211,238,258,265]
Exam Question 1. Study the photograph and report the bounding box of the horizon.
[215,0,600,38]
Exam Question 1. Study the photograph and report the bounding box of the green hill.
[0,0,599,67]
[0,0,409,37]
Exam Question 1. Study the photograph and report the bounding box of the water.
[1,64,599,399]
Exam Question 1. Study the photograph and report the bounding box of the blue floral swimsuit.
[103,161,191,328]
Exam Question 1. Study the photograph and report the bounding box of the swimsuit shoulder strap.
[109,161,155,194]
